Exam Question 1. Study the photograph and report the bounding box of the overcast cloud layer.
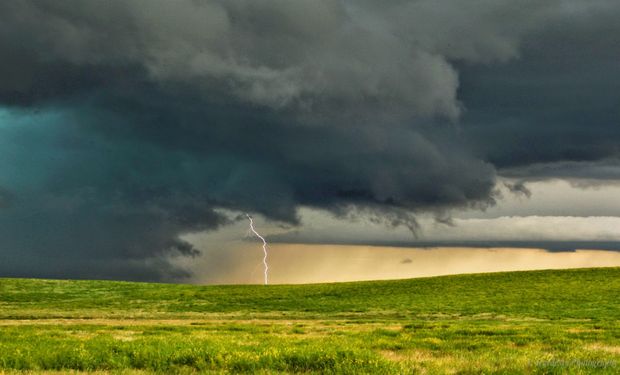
[0,1,619,281]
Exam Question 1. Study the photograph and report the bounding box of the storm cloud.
[0,1,618,281]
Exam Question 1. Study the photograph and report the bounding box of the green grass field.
[0,267,618,374]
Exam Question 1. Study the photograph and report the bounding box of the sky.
[0,1,619,283]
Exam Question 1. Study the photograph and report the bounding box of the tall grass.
[0,268,618,373]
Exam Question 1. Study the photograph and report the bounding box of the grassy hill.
[0,268,618,373]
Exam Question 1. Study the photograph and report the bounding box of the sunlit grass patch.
[0,268,618,373]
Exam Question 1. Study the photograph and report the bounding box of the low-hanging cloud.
[0,1,619,281]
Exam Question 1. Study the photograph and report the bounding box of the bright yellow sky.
[185,244,620,284]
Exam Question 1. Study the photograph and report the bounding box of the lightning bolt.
[246,214,269,285]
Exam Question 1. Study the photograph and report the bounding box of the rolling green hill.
[0,268,618,374]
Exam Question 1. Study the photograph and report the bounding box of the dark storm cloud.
[0,1,618,280]
[266,233,620,253]
[0,187,12,209]
[459,2,620,171]
[502,160,620,185]
[503,181,532,199]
